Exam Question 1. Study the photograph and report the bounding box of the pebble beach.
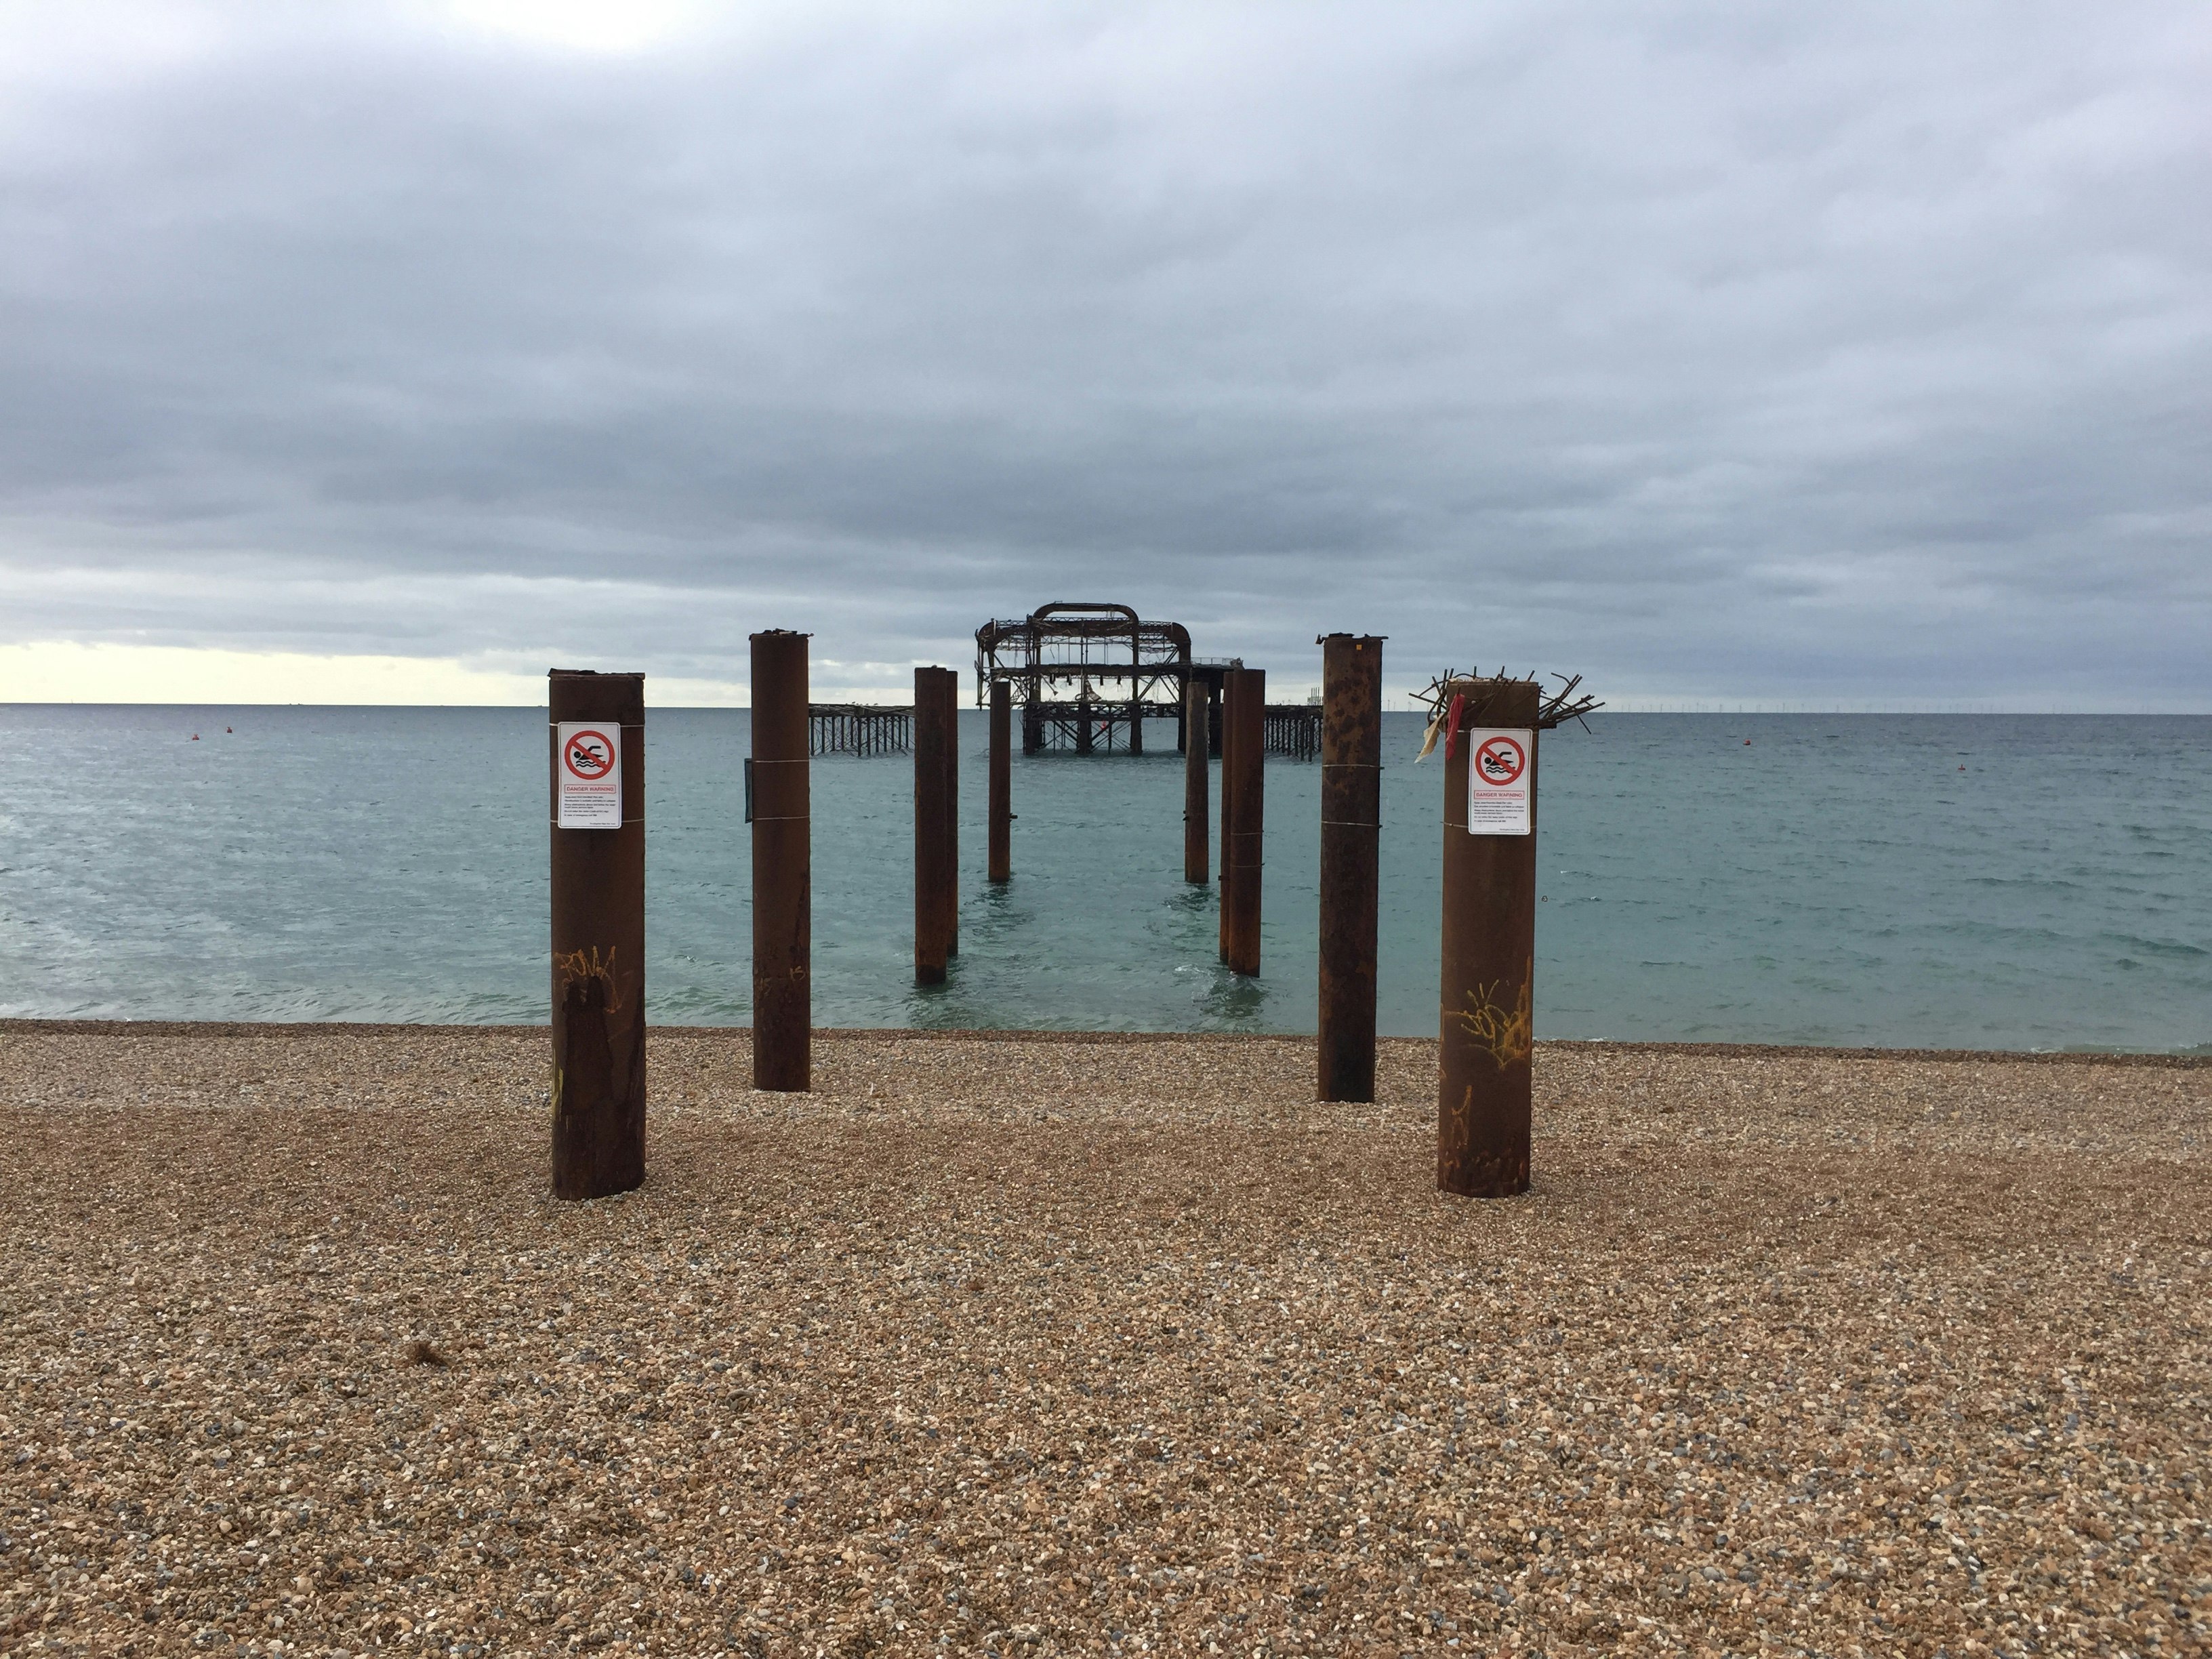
[2,1023,2206,1657]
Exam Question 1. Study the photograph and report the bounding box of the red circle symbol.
[563,728,616,781]
[1473,735,1526,787]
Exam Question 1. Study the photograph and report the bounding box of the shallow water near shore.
[1,705,2207,1049]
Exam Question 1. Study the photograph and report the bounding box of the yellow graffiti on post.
[554,945,622,1012]
[1440,1084,1473,1162]
[1452,958,1532,1070]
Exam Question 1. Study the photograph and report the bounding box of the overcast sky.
[3,0,2207,706]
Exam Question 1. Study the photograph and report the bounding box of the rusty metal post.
[988,677,1012,883]
[1218,675,1236,900]
[549,669,646,1200]
[914,666,957,983]
[1183,679,1209,884]
[1217,671,1237,961]
[750,631,810,1092]
[946,672,960,956]
[1437,676,1540,1196]
[1223,665,1265,975]
[1317,634,1383,1102]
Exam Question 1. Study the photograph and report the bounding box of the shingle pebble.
[1,1024,2206,1657]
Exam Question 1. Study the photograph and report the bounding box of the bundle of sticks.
[1412,670,1604,760]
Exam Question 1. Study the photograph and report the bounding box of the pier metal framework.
[972,602,1327,758]
[808,703,912,756]
[975,603,1202,754]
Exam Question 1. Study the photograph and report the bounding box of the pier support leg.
[750,632,811,1092]
[946,674,960,956]
[1317,634,1383,1103]
[988,678,1012,884]
[1223,666,1265,975]
[1183,680,1209,884]
[914,667,958,983]
[1217,679,1235,899]
[1437,676,1540,1196]
[549,670,646,1198]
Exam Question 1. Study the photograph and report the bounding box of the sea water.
[0,705,2205,1050]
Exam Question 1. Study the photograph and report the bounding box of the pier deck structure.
[808,703,912,756]
[975,603,1205,755]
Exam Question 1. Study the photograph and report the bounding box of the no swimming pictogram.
[1473,733,1525,787]
[563,728,616,781]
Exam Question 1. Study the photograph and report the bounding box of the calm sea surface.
[1,706,2205,1050]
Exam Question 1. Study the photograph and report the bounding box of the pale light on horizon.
[1,642,2192,714]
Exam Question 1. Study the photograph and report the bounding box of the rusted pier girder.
[1221,665,1265,975]
[988,678,1012,883]
[750,632,811,1092]
[549,669,646,1199]
[915,667,958,983]
[1437,676,1540,1196]
[1183,678,1209,883]
[1317,635,1383,1103]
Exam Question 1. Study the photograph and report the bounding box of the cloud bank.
[2,1,2207,705]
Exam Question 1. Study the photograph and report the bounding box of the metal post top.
[547,668,644,680]
[1314,634,1388,645]
[750,629,812,639]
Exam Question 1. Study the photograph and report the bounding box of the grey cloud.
[1,0,2207,704]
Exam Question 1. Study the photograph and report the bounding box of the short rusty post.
[1437,676,1540,1196]
[988,677,1012,883]
[1183,678,1208,884]
[915,666,958,983]
[1222,665,1265,975]
[1317,634,1383,1101]
[549,669,646,1199]
[750,631,811,1092]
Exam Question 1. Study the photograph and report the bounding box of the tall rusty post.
[1317,634,1384,1102]
[1222,665,1265,975]
[988,677,1012,883]
[1437,676,1541,1197]
[750,631,811,1092]
[1183,678,1209,883]
[1217,671,1237,960]
[1218,674,1237,899]
[914,666,958,983]
[548,669,646,1199]
[946,672,960,956]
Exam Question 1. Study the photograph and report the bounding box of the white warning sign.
[556,722,622,830]
[1465,728,1532,836]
